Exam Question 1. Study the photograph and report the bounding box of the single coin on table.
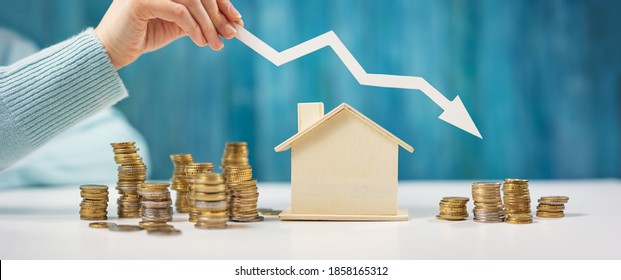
[89,222,116,229]
[147,228,182,236]
[109,224,143,232]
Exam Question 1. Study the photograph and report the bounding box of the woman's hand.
[94,0,243,69]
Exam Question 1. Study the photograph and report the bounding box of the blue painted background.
[1,0,619,181]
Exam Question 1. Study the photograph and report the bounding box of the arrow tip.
[438,96,482,139]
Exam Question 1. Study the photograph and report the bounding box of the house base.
[278,208,409,221]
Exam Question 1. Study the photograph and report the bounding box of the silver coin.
[141,200,172,208]
[194,200,228,208]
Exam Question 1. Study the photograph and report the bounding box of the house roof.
[274,103,414,153]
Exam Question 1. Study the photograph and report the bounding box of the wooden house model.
[275,102,413,221]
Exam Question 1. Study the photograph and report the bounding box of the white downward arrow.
[233,24,482,138]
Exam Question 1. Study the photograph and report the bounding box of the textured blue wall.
[1,0,619,181]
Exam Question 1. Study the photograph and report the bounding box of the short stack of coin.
[436,197,469,221]
[80,184,109,220]
[185,162,215,222]
[138,182,173,227]
[471,182,505,223]
[536,196,569,218]
[170,154,194,213]
[503,178,533,224]
[191,172,228,229]
[111,142,147,219]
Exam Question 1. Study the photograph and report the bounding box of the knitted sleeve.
[0,28,127,170]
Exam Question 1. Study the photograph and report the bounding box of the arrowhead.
[438,96,482,138]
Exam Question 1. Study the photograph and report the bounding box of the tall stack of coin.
[471,182,505,223]
[436,197,469,221]
[221,142,262,222]
[80,185,109,220]
[503,179,533,224]
[170,154,194,213]
[191,172,228,229]
[185,162,215,222]
[111,142,147,218]
[138,182,173,227]
[536,196,569,218]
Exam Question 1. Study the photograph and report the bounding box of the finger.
[202,0,237,40]
[175,0,220,49]
[216,0,242,22]
[146,1,207,47]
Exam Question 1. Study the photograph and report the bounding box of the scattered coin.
[89,222,115,229]
[148,228,182,236]
[257,209,282,217]
[109,224,143,232]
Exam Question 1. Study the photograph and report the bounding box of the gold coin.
[89,222,115,228]
[539,196,569,203]
[506,219,532,224]
[536,211,565,218]
[442,196,470,202]
[109,224,143,232]
[504,178,529,183]
[194,193,227,201]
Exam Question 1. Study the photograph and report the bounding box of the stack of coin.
[185,162,215,222]
[170,154,194,213]
[221,142,249,168]
[80,184,109,220]
[221,142,262,222]
[111,142,147,218]
[191,172,228,229]
[227,179,263,222]
[138,182,173,227]
[503,178,533,224]
[471,182,505,223]
[536,196,569,218]
[436,197,469,221]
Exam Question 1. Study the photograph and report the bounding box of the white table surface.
[0,180,619,260]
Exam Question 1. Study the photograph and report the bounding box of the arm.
[0,0,243,171]
[0,29,126,170]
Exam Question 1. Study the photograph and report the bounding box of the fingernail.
[213,40,223,50]
[231,5,242,19]
[225,25,237,36]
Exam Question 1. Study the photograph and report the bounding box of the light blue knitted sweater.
[0,29,127,170]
